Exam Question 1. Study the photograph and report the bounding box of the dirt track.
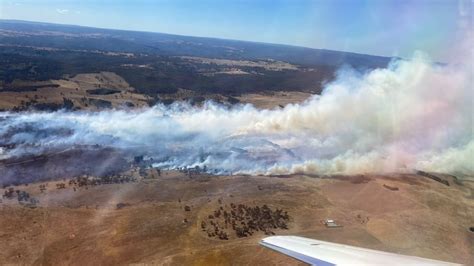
[1,171,473,265]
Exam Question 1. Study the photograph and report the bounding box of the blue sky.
[0,0,471,60]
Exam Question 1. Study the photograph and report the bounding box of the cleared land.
[0,72,150,111]
[0,71,314,111]
[1,171,473,265]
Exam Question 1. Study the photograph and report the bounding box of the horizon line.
[0,18,394,59]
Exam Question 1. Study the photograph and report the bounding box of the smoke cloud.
[0,54,472,178]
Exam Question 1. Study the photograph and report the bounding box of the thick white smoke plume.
[0,54,472,176]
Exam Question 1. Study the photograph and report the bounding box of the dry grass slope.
[0,172,472,265]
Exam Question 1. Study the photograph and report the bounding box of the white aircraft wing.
[260,236,460,266]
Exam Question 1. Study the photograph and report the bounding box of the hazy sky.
[1,0,471,60]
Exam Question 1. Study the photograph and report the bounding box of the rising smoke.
[0,54,472,178]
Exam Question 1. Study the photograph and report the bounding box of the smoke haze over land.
[1,53,472,178]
